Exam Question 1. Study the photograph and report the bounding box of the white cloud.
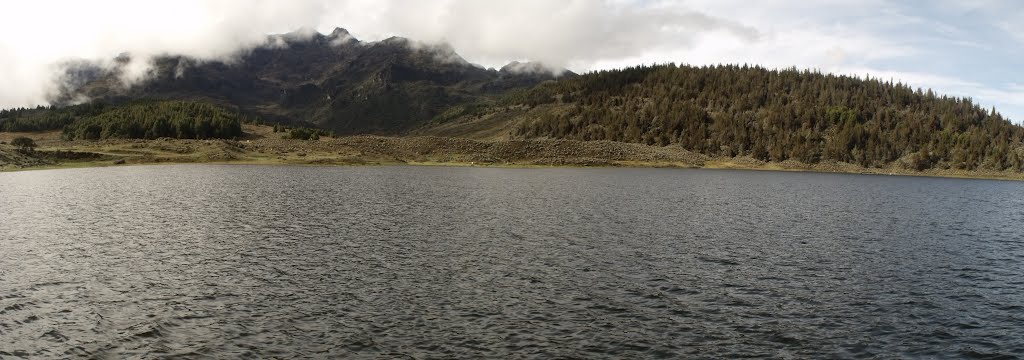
[318,0,760,69]
[0,0,325,108]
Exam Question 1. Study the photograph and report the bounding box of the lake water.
[1,165,1023,358]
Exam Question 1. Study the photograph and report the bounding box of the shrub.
[11,136,36,150]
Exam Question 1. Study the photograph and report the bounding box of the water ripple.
[1,165,1023,358]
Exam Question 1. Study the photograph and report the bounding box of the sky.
[0,0,1021,122]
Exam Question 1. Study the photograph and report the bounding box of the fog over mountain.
[1,0,1022,122]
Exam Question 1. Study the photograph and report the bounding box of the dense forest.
[61,101,243,140]
[0,103,108,132]
[480,64,1024,171]
[1,101,245,141]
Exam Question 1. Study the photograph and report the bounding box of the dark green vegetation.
[10,137,37,150]
[3,28,1023,173]
[61,101,243,140]
[444,64,1021,171]
[0,101,245,141]
[285,127,333,140]
[0,103,107,132]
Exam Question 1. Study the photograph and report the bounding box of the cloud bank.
[0,0,1021,122]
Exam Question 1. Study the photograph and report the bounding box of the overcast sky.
[1,0,1021,122]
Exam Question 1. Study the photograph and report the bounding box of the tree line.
[504,64,1023,171]
[61,101,243,140]
[0,103,108,132]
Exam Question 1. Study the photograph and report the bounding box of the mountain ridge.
[49,27,574,134]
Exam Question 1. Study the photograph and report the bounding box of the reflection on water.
[1,165,1023,358]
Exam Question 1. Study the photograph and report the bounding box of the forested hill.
[432,64,1024,171]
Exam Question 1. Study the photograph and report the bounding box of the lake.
[1,165,1023,358]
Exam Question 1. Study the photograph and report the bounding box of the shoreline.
[2,128,1022,182]
[4,150,1023,182]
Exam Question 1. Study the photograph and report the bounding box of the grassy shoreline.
[5,148,1023,182]
[2,126,1023,181]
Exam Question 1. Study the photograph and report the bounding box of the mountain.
[418,64,1024,171]
[53,27,573,135]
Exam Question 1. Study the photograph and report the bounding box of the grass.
[2,124,1023,182]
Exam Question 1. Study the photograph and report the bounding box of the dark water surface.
[1,165,1023,358]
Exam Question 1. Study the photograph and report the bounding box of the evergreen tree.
[494,64,1024,171]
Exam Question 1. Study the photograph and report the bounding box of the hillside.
[49,28,570,135]
[421,64,1024,171]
